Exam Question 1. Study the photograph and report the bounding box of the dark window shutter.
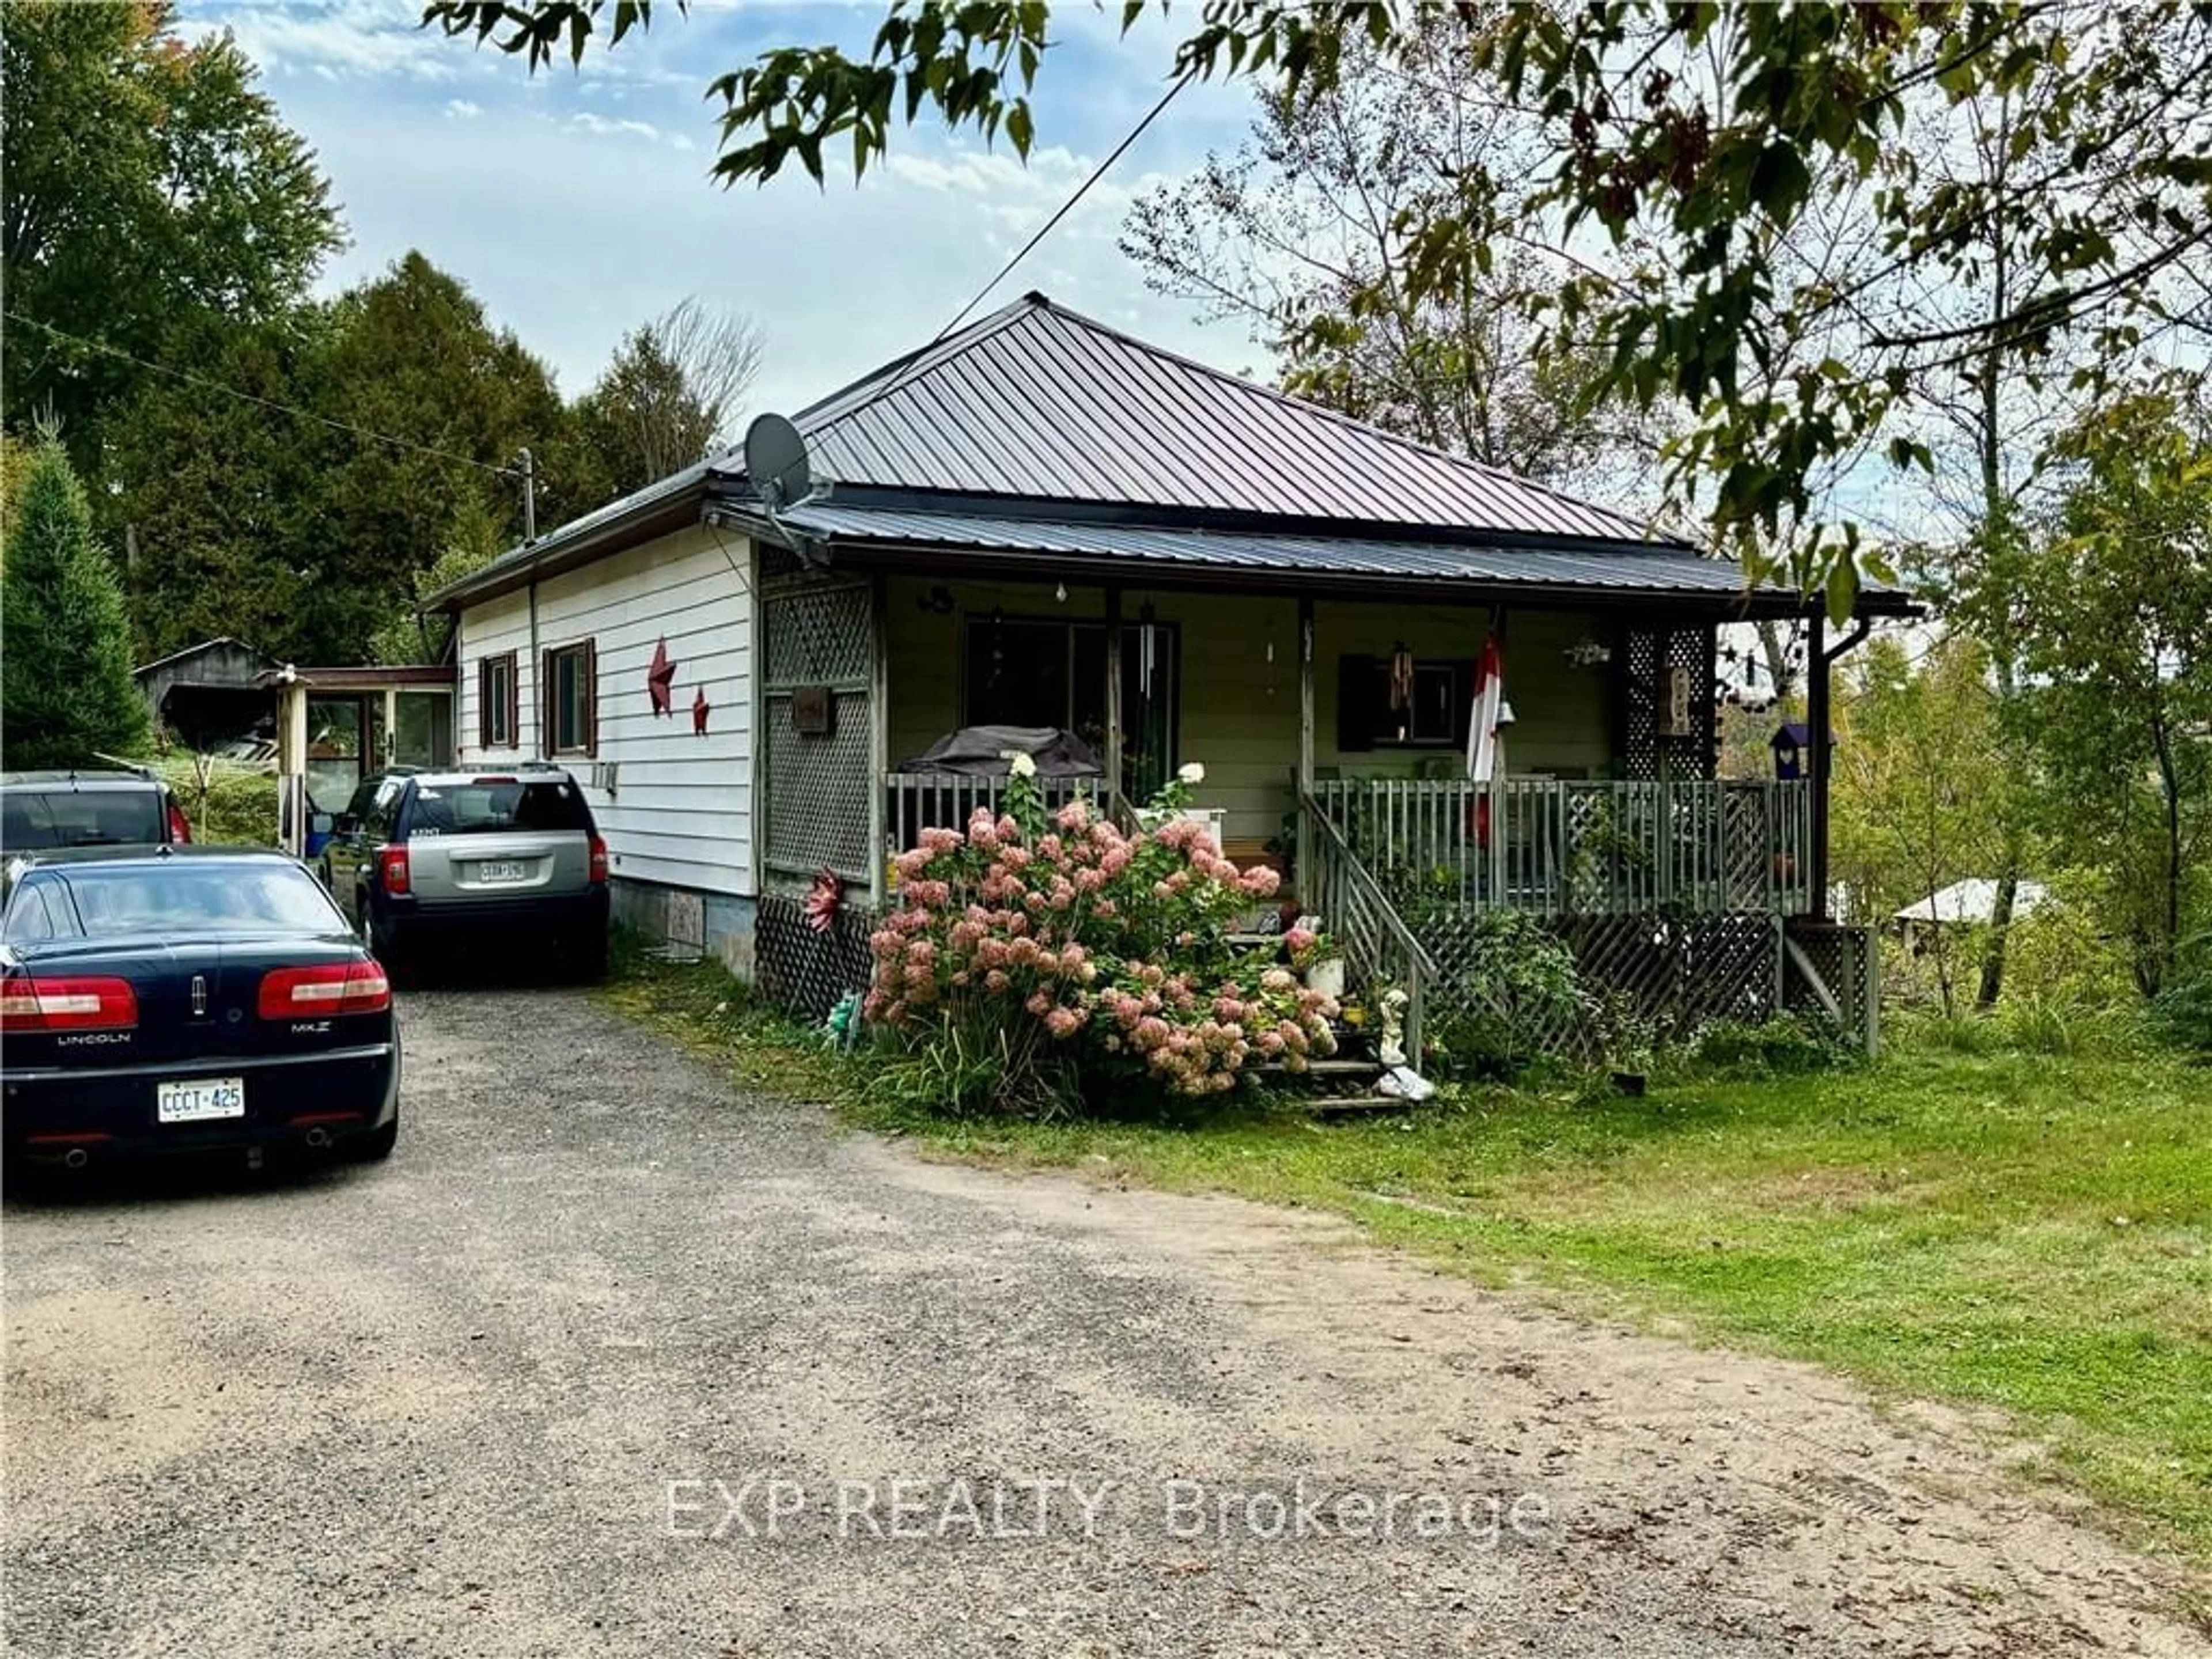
[505,656,519,749]
[478,660,493,749]
[582,638,599,758]
[541,649,555,758]
[1336,654,1380,752]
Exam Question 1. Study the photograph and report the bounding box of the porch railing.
[1311,777,1813,918]
[1300,793,1435,1065]
[884,772,1094,859]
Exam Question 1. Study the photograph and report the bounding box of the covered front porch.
[865,571,1812,919]
[744,544,1870,1047]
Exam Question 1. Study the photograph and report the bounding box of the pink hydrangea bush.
[864,770,1337,1116]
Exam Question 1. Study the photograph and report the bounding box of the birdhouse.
[1770,721,1834,781]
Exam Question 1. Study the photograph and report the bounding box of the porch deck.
[1310,777,1815,919]
[881,772,1814,923]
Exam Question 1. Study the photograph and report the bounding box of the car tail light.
[166,801,193,843]
[588,834,609,883]
[378,844,411,896]
[257,962,392,1020]
[0,975,139,1032]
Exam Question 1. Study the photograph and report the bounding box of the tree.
[576,296,764,497]
[421,1,2212,609]
[1831,633,2008,1016]
[2013,395,2212,999]
[2,1,344,451]
[1120,17,1642,491]
[109,255,604,665]
[368,498,506,665]
[1,438,150,769]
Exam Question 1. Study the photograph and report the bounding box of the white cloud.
[209,5,461,84]
[569,111,663,143]
[194,0,1275,423]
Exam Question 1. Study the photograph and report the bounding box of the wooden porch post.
[1104,583,1123,810]
[1296,593,1315,893]
[868,571,889,907]
[1806,608,1831,919]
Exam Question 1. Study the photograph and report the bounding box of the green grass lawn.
[600,957,2212,1566]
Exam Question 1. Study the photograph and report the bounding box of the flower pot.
[1304,957,1347,999]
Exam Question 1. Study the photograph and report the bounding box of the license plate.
[475,860,529,884]
[157,1076,245,1124]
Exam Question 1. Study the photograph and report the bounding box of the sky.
[185,1,1272,419]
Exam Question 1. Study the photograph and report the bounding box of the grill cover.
[898,725,1103,778]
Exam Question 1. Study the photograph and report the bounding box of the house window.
[1337,654,1465,751]
[961,616,1178,798]
[478,652,518,749]
[544,639,597,756]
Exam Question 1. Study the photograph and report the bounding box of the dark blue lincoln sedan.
[1,847,400,1172]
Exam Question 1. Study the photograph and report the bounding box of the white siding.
[454,526,755,896]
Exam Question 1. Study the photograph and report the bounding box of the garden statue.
[1378,988,1409,1067]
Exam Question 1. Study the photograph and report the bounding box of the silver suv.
[322,766,609,981]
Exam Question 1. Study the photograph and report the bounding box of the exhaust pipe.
[304,1127,332,1149]
[62,1147,89,1170]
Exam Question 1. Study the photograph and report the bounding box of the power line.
[2,309,523,479]
[849,70,1196,419]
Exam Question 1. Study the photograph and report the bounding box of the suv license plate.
[476,861,529,884]
[157,1077,245,1123]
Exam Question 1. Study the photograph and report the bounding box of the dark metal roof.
[133,635,274,677]
[441,294,1916,614]
[725,297,1668,546]
[726,501,1864,613]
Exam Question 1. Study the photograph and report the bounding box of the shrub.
[1684,1011,1857,1075]
[156,755,278,847]
[1423,911,1589,1080]
[2148,931,2212,1054]
[862,765,1338,1119]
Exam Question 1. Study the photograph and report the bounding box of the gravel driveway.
[5,984,2202,1657]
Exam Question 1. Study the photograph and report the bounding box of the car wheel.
[571,930,609,983]
[349,1115,399,1162]
[369,911,412,985]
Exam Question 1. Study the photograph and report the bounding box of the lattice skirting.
[1781,918,1880,1051]
[1413,912,1876,1056]
[1414,912,1782,1056]
[1556,913,1782,1028]
[754,892,877,1023]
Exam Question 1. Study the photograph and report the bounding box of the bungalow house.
[431,294,1907,1051]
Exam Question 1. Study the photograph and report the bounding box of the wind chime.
[1388,641,1415,742]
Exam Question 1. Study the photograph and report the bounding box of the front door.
[963,615,1180,800]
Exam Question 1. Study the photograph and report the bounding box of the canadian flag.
[1467,635,1507,846]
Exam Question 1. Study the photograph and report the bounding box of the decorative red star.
[647,637,677,716]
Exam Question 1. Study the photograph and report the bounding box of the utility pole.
[518,448,537,544]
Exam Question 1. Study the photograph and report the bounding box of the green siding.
[884,577,1621,847]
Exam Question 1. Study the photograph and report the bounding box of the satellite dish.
[744,412,812,512]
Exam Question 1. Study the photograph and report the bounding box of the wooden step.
[1259,1058,1381,1077]
[1302,1094,1416,1115]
